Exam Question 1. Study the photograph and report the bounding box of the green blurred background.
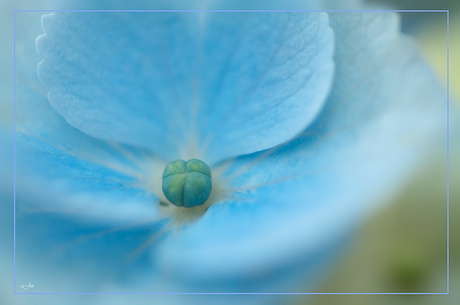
[299,0,459,303]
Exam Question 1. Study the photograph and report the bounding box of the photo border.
[13,9,450,295]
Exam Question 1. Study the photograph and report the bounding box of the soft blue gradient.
[6,5,447,305]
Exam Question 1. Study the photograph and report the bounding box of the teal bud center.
[162,159,212,208]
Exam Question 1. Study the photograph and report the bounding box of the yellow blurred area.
[299,159,456,304]
[417,16,459,101]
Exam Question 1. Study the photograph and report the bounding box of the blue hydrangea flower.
[14,8,444,300]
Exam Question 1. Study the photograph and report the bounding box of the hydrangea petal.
[153,12,446,289]
[15,12,164,224]
[16,132,161,223]
[36,12,334,164]
[13,12,167,295]
[15,202,167,293]
[197,12,334,163]
[36,12,201,161]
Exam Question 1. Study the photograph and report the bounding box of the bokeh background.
[1,0,458,304]
[301,0,459,304]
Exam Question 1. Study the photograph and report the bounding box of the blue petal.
[14,12,173,294]
[16,132,160,223]
[15,203,167,293]
[16,12,165,223]
[36,12,334,164]
[153,12,446,289]
[36,12,200,161]
[197,12,334,163]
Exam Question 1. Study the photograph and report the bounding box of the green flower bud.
[162,159,212,208]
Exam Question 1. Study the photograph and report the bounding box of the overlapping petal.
[152,12,445,289]
[16,12,163,223]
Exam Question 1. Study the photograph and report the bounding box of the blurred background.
[299,1,459,304]
[1,0,458,304]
